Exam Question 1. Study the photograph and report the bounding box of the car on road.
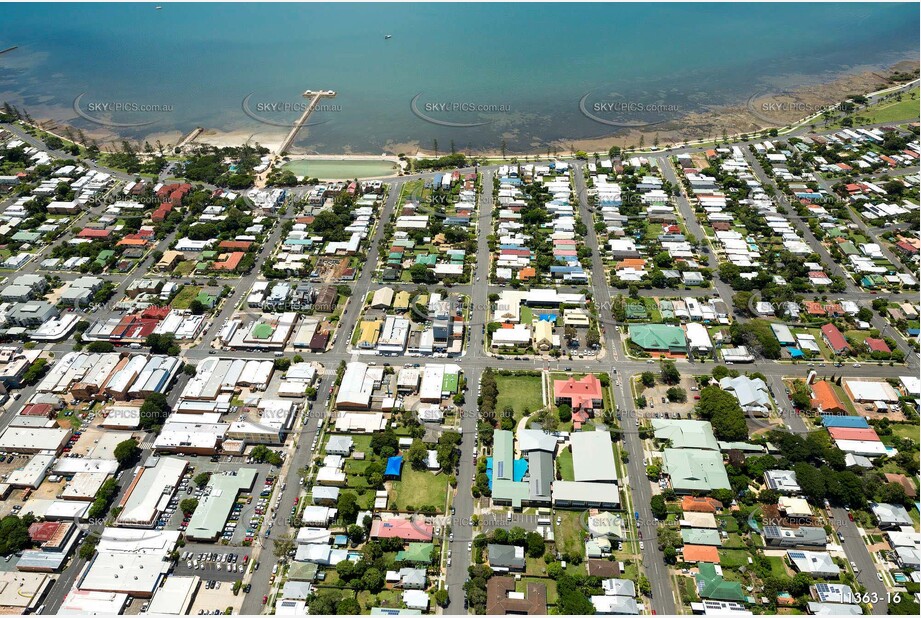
[639,542,645,550]
[262,596,268,605]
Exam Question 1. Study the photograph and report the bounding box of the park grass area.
[389,467,447,512]
[495,373,544,420]
[556,446,574,481]
[834,87,921,127]
[553,510,584,556]
[170,285,202,309]
[830,382,859,416]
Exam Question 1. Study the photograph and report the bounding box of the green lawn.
[556,446,574,481]
[389,467,448,512]
[552,510,585,556]
[170,285,201,309]
[520,305,534,324]
[357,589,403,609]
[519,577,558,605]
[495,373,545,421]
[718,549,750,569]
[765,555,790,578]
[831,87,921,127]
[889,423,921,441]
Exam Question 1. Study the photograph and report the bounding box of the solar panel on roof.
[788,551,806,559]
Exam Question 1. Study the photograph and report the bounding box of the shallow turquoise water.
[0,2,917,152]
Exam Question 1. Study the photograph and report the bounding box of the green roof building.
[662,448,731,494]
[186,468,258,542]
[695,563,747,602]
[652,419,720,451]
[625,303,648,320]
[252,323,275,340]
[395,543,434,564]
[837,240,858,256]
[681,529,722,546]
[95,249,115,265]
[628,324,687,353]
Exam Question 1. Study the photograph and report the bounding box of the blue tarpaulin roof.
[786,346,804,358]
[385,456,403,478]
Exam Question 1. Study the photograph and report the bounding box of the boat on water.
[384,34,392,39]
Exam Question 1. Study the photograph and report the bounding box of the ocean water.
[0,2,917,153]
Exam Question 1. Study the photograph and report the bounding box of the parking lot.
[173,545,252,582]
[160,458,278,545]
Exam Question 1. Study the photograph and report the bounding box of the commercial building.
[116,456,187,528]
[570,430,617,483]
[185,469,257,541]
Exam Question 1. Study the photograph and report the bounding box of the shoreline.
[25,58,920,161]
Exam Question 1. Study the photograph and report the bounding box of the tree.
[0,514,36,556]
[660,361,680,385]
[650,494,667,520]
[641,371,656,387]
[188,299,206,315]
[272,533,295,559]
[336,598,361,615]
[113,439,140,468]
[179,498,199,515]
[696,386,747,441]
[666,387,687,403]
[86,341,115,353]
[361,566,385,593]
[525,531,545,558]
[346,524,365,544]
[406,439,428,470]
[638,574,652,596]
[78,535,99,560]
[434,588,450,608]
[145,332,179,355]
[557,404,572,423]
[193,472,211,488]
[337,491,360,524]
[139,392,170,430]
